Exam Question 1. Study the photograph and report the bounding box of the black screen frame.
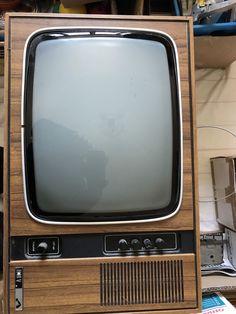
[22,27,182,224]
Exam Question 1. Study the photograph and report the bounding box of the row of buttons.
[118,237,165,251]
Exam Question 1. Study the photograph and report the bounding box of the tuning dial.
[118,239,129,251]
[155,237,165,249]
[37,242,48,254]
[143,238,154,250]
[130,238,142,250]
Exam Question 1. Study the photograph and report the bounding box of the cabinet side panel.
[3,14,10,314]
[187,18,202,310]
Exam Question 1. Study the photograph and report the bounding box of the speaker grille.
[100,260,184,306]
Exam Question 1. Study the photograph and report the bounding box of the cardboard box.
[200,233,224,265]
[202,275,236,294]
[210,156,236,231]
[225,227,236,269]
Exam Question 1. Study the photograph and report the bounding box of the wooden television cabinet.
[3,13,201,314]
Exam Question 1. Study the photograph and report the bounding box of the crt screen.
[32,36,173,214]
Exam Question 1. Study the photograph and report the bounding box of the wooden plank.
[3,14,10,314]
[9,254,199,313]
[187,18,202,311]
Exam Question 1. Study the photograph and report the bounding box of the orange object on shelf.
[60,0,103,8]
[59,3,87,13]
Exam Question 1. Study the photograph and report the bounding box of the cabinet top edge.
[5,12,193,23]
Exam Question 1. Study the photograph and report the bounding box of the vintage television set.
[3,13,201,314]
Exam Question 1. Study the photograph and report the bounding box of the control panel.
[11,231,193,260]
[27,237,60,257]
[105,232,177,254]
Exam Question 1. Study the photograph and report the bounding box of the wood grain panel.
[5,14,196,236]
[187,19,202,312]
[3,13,10,314]
[9,254,199,314]
[223,291,236,307]
[4,14,201,314]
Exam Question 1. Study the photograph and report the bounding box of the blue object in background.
[202,293,225,310]
[173,0,182,16]
[194,22,236,36]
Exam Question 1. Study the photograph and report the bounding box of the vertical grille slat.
[131,263,134,304]
[141,262,144,304]
[100,264,103,306]
[107,263,110,306]
[144,261,147,304]
[147,262,151,304]
[173,260,177,302]
[167,261,170,303]
[124,262,127,305]
[157,261,161,303]
[100,260,185,306]
[180,260,184,302]
[138,262,141,304]
[128,262,131,305]
[121,263,124,305]
[104,263,107,306]
[117,263,121,305]
[113,263,117,304]
[170,261,174,303]
[154,261,158,304]
[177,260,181,303]
[164,261,167,303]
[160,261,164,303]
[150,262,154,304]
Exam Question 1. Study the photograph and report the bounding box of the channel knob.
[130,238,142,250]
[155,237,165,249]
[118,239,129,251]
[143,238,154,250]
[37,242,48,254]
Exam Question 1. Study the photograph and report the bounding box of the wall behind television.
[196,57,236,233]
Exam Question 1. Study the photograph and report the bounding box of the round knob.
[118,239,129,251]
[155,238,165,249]
[143,238,154,250]
[37,242,48,254]
[130,238,142,251]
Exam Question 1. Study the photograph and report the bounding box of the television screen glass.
[23,29,181,223]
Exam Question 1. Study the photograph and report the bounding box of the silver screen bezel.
[21,26,183,225]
